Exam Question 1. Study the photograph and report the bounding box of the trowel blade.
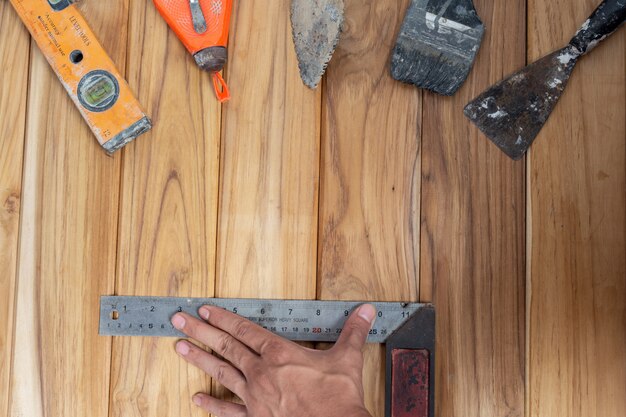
[290,0,344,89]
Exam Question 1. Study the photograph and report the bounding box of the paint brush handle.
[569,0,626,55]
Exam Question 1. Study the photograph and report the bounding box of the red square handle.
[391,349,430,417]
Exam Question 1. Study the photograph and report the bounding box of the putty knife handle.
[569,0,626,55]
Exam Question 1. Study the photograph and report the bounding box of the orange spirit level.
[10,0,152,153]
[153,0,233,102]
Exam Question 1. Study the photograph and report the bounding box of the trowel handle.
[569,0,626,55]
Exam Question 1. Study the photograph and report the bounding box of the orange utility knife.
[153,0,233,102]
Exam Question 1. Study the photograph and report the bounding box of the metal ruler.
[99,296,435,417]
[100,296,422,343]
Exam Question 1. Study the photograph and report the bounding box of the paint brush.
[391,0,485,95]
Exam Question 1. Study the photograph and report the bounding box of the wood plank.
[419,0,526,416]
[7,2,127,416]
[214,0,320,402]
[527,0,626,416]
[0,3,30,416]
[216,0,320,298]
[318,1,421,415]
[108,1,222,416]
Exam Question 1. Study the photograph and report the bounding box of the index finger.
[199,305,283,354]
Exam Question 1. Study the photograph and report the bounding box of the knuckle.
[232,351,253,374]
[217,402,236,417]
[260,340,286,361]
[185,344,210,366]
[184,344,200,359]
[217,334,234,356]
[232,319,251,340]
[214,364,229,383]
[347,319,365,332]
[345,321,366,338]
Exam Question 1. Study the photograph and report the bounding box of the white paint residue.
[510,73,526,83]
[587,39,600,50]
[574,19,590,37]
[488,110,508,119]
[581,19,590,31]
[547,78,563,89]
[585,35,606,53]
[557,52,576,64]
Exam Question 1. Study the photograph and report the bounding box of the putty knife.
[391,0,485,95]
[291,0,344,89]
[464,0,626,160]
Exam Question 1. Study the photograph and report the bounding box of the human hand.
[170,303,377,417]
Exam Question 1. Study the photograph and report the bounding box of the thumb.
[336,304,377,352]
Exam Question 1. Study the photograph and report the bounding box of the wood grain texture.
[318,1,421,415]
[108,1,222,416]
[213,0,320,403]
[527,1,626,416]
[0,3,29,416]
[216,0,319,298]
[7,2,127,416]
[2,0,625,415]
[419,1,526,416]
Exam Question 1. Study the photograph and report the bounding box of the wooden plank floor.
[1,1,624,416]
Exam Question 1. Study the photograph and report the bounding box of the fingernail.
[171,314,186,329]
[176,341,190,356]
[358,304,376,324]
[193,394,203,406]
[199,306,210,320]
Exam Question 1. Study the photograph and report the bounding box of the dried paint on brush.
[391,0,485,96]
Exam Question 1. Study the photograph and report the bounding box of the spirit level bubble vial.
[10,0,152,153]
